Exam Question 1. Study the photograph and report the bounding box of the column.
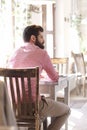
[55,0,64,57]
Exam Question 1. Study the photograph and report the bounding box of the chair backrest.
[0,67,39,130]
[51,57,69,75]
[71,52,86,75]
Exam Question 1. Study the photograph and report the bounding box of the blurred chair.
[51,57,69,102]
[0,67,41,130]
[51,57,69,75]
[71,51,87,97]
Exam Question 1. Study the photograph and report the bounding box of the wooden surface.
[0,126,18,130]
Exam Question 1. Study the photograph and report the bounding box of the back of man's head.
[23,25,43,42]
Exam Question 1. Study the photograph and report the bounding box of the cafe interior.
[0,0,87,130]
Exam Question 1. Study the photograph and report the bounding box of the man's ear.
[31,35,36,42]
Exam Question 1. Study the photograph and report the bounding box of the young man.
[7,25,70,130]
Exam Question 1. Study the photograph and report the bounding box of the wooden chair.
[51,57,69,76]
[0,67,40,130]
[51,57,69,102]
[71,52,87,97]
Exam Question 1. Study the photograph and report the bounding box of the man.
[7,25,70,130]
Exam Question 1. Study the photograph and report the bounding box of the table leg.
[64,80,70,105]
[64,80,70,130]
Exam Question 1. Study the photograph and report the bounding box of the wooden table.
[40,74,76,105]
[39,76,69,104]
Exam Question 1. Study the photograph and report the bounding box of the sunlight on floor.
[70,108,83,119]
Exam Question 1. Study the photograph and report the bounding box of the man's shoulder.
[38,48,49,58]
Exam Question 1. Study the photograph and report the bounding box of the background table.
[39,76,68,104]
[40,74,76,105]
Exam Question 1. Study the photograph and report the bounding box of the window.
[42,3,55,57]
[0,0,55,66]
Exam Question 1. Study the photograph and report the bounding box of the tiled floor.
[68,98,87,130]
[61,89,87,130]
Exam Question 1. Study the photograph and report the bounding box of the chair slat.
[9,77,16,113]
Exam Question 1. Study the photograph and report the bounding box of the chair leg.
[83,80,86,97]
[43,118,47,130]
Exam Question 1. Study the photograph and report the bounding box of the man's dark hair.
[23,25,44,42]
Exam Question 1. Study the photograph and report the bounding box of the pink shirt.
[7,43,59,101]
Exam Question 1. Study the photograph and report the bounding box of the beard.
[35,38,44,49]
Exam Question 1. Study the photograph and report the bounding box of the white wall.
[55,0,86,57]
[64,0,71,56]
[55,0,72,57]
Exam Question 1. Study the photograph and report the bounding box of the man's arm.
[42,51,59,81]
